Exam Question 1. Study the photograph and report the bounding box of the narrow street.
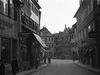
[30,59,99,75]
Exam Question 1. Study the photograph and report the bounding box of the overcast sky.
[39,0,79,34]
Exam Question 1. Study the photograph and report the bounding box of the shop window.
[1,38,11,63]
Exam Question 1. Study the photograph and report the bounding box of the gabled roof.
[40,27,53,37]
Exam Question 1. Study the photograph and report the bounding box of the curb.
[74,62,100,74]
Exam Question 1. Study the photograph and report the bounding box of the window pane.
[0,0,4,13]
[4,0,8,15]
[88,25,91,32]
[97,0,100,5]
[0,0,8,15]
[10,0,14,19]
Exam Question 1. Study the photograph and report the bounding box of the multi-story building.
[40,27,55,58]
[74,0,100,68]
[70,23,78,60]
[54,25,71,59]
[15,0,47,70]
[0,0,18,75]
[0,0,46,73]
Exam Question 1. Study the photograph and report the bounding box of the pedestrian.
[0,60,5,75]
[48,56,51,64]
[44,54,47,64]
[35,57,39,69]
[11,59,18,75]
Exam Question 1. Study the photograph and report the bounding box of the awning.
[41,47,47,52]
[33,33,47,48]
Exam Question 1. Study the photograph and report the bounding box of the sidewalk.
[16,64,47,75]
[74,60,100,74]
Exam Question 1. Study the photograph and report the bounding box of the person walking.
[35,57,39,69]
[47,53,51,64]
[48,56,51,64]
[44,54,47,64]
[0,60,5,75]
[11,59,18,75]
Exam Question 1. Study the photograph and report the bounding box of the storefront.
[0,16,18,75]
[19,29,47,70]
[1,38,11,63]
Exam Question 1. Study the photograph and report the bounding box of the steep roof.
[40,27,53,37]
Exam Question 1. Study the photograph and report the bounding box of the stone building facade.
[54,25,71,59]
[74,0,100,68]
[40,27,55,58]
[0,0,18,75]
[0,0,45,74]
[16,0,47,70]
[70,23,78,60]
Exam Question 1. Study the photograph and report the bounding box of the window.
[21,12,29,25]
[35,0,38,2]
[97,0,100,5]
[52,44,53,48]
[88,5,90,14]
[31,3,39,16]
[88,24,95,32]
[52,38,54,42]
[91,0,93,11]
[9,0,14,18]
[45,38,47,42]
[79,33,81,40]
[25,0,30,8]
[83,28,87,38]
[0,0,8,15]
[0,0,14,19]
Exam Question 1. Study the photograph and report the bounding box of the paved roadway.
[30,59,99,75]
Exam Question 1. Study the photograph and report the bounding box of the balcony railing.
[21,12,39,32]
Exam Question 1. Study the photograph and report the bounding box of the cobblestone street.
[29,59,99,75]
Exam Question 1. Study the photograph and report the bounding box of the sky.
[39,0,79,34]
